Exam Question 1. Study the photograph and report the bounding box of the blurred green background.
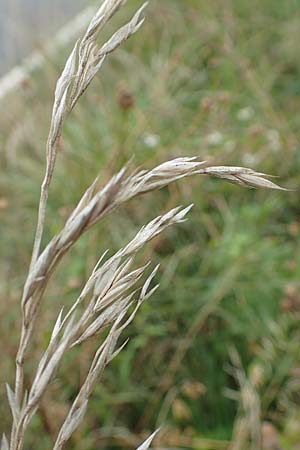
[1,0,300,449]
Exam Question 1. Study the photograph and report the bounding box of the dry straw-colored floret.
[201,166,287,190]
[4,1,285,450]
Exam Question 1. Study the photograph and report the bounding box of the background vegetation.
[0,0,300,448]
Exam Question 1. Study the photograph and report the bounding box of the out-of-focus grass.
[1,0,300,448]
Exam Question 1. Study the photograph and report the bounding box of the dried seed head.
[202,166,287,190]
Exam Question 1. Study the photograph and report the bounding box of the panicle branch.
[12,206,188,450]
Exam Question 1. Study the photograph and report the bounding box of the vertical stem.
[29,183,49,271]
[14,319,33,407]
[15,136,59,408]
[29,134,59,271]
